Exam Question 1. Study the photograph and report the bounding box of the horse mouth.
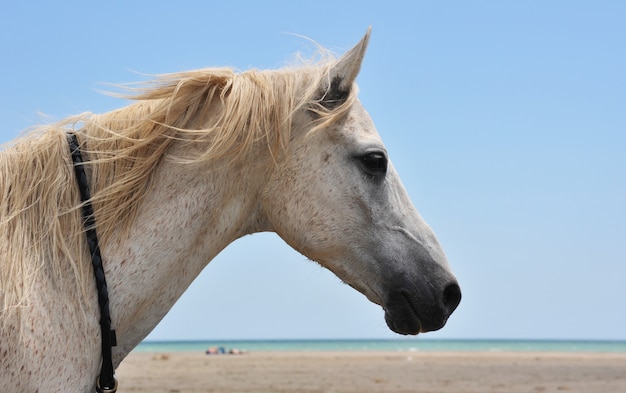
[383,287,458,336]
[383,292,424,335]
[379,273,461,335]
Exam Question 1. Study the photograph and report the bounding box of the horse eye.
[359,152,388,175]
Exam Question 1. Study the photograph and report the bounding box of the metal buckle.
[96,376,118,393]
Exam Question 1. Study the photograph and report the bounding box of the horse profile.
[0,29,460,392]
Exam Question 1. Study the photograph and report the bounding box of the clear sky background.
[1,1,624,341]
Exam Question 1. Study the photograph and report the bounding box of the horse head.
[262,29,461,335]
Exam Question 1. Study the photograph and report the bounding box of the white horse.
[0,29,460,392]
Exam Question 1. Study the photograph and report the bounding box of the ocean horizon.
[135,338,626,353]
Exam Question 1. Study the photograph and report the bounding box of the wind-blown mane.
[0,60,357,313]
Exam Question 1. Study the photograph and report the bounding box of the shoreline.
[135,338,626,353]
[116,350,626,392]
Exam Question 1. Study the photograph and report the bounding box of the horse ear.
[320,27,371,109]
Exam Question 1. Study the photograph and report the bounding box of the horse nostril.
[443,283,462,315]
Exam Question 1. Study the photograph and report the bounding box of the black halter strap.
[67,133,118,393]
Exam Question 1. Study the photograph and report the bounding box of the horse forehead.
[333,102,381,141]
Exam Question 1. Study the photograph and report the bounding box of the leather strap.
[67,133,118,393]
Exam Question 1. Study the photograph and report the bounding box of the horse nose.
[443,282,462,315]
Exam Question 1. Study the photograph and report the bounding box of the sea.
[135,339,626,353]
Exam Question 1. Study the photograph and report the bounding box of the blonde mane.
[0,60,357,313]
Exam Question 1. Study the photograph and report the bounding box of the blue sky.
[1,1,624,341]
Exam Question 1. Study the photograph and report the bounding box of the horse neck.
[102,148,271,363]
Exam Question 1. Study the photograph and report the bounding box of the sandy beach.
[115,350,626,393]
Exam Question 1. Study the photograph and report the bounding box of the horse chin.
[384,313,422,336]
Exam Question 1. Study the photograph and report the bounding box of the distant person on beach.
[205,347,245,355]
